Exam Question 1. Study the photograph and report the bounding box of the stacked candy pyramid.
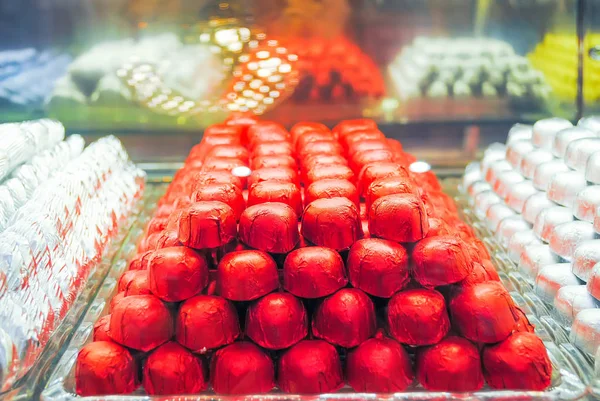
[464,116,600,360]
[76,116,552,396]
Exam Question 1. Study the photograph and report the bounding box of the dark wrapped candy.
[93,315,111,342]
[412,236,474,287]
[387,288,450,346]
[312,288,377,347]
[283,247,347,298]
[450,281,517,343]
[305,179,359,207]
[143,341,208,395]
[109,295,174,352]
[148,247,209,302]
[278,340,344,394]
[246,292,308,350]
[176,295,240,352]
[75,341,139,396]
[191,183,245,220]
[365,176,418,210]
[210,341,275,395]
[239,203,299,253]
[217,250,279,301]
[177,201,237,249]
[368,193,429,243]
[301,197,362,250]
[346,333,413,392]
[247,167,299,189]
[347,238,410,298]
[416,336,484,391]
[247,181,303,217]
[482,332,552,390]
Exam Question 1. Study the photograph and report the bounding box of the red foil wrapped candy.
[128,250,153,271]
[75,341,138,396]
[148,247,209,302]
[247,181,303,217]
[416,336,484,392]
[246,292,308,350]
[357,162,409,195]
[109,295,173,352]
[93,315,111,342]
[460,259,501,287]
[210,341,275,395]
[176,295,240,352]
[239,203,299,253]
[304,164,355,185]
[191,183,245,220]
[450,281,517,343]
[368,193,429,243]
[483,332,552,390]
[120,270,151,297]
[346,333,413,392]
[333,119,378,138]
[283,247,347,298]
[365,176,418,210]
[347,238,410,298]
[412,236,474,287]
[387,288,450,346]
[301,197,362,250]
[251,154,297,170]
[278,340,344,394]
[312,288,377,347]
[305,179,359,207]
[177,201,237,249]
[247,167,299,189]
[143,341,208,395]
[217,250,279,301]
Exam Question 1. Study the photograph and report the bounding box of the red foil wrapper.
[154,203,176,218]
[204,123,244,138]
[412,236,474,287]
[148,247,209,302]
[246,292,308,350]
[460,259,501,287]
[416,336,484,391]
[251,154,297,170]
[514,306,535,333]
[201,157,246,173]
[252,142,294,157]
[342,130,386,151]
[188,136,240,161]
[410,170,442,192]
[177,201,237,250]
[357,162,409,195]
[312,288,377,347]
[138,232,161,253]
[333,119,378,138]
[122,270,151,297]
[422,190,458,216]
[187,171,244,192]
[248,167,299,189]
[247,181,303,217]
[387,288,450,346]
[350,149,396,173]
[109,295,174,352]
[450,281,517,343]
[93,315,111,342]
[302,153,349,170]
[154,229,182,250]
[387,138,404,154]
[76,341,139,396]
[210,341,275,395]
[361,219,370,238]
[283,246,347,298]
[425,217,452,237]
[346,333,413,392]
[347,238,410,298]
[290,121,330,145]
[247,121,288,139]
[305,179,360,207]
[304,164,355,185]
[176,295,240,352]
[483,332,552,390]
[248,132,290,150]
[191,183,245,220]
[110,292,125,312]
[297,140,343,160]
[278,340,344,394]
[239,203,299,253]
[118,270,147,292]
[302,197,362,250]
[368,193,429,243]
[146,217,169,237]
[365,176,418,211]
[348,140,390,159]
[217,250,279,301]
[295,131,335,152]
[143,341,207,395]
[205,145,249,163]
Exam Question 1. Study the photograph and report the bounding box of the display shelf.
[39,178,590,401]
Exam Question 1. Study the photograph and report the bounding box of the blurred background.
[0,0,597,170]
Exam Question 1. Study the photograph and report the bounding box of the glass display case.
[1,0,599,167]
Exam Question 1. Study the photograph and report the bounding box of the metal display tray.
[41,180,591,401]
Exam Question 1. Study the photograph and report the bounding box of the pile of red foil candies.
[75,116,553,396]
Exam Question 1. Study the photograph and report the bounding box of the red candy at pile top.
[76,116,552,397]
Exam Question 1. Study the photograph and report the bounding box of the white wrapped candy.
[578,116,600,133]
[549,221,596,261]
[554,285,598,324]
[508,229,542,263]
[553,126,596,158]
[585,151,600,185]
[535,263,581,303]
[572,240,600,282]
[493,170,525,200]
[565,138,600,172]
[523,192,556,224]
[486,203,516,231]
[506,180,538,213]
[521,149,554,179]
[496,216,531,247]
[519,243,560,279]
[533,206,574,242]
[571,309,600,355]
[573,186,600,222]
[532,118,573,150]
[506,140,535,173]
[547,170,587,208]
[507,123,533,144]
[533,159,570,192]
